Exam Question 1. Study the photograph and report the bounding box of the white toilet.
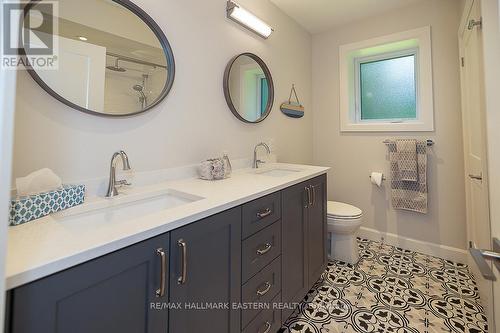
[327,201,363,264]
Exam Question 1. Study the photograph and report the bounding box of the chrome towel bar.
[383,139,435,146]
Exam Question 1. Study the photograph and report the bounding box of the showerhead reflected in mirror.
[223,53,274,123]
[22,0,175,117]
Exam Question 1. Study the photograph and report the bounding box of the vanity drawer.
[242,192,281,239]
[242,257,282,329]
[242,221,281,282]
[242,292,282,333]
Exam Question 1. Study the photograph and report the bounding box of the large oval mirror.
[223,53,274,123]
[22,0,175,117]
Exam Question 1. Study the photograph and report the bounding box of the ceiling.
[269,0,425,34]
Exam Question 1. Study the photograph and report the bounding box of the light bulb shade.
[227,1,273,39]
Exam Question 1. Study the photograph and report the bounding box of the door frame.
[0,35,17,333]
[478,0,500,331]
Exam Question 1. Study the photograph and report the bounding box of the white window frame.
[339,26,434,132]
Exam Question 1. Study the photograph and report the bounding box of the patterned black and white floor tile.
[280,238,488,333]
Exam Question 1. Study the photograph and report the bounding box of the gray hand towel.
[389,140,428,214]
[395,139,418,181]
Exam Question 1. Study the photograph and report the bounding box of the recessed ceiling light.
[77,36,88,41]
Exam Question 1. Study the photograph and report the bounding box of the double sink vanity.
[5,163,329,333]
[10,0,330,331]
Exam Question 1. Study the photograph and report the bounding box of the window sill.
[340,121,435,132]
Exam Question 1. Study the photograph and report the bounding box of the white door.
[31,34,106,112]
[459,0,496,328]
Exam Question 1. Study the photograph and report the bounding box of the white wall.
[12,0,313,184]
[312,0,467,249]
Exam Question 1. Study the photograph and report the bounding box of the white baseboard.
[358,227,468,264]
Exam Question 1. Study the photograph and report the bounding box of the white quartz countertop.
[6,163,329,290]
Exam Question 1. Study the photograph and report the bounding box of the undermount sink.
[54,189,204,225]
[253,167,303,177]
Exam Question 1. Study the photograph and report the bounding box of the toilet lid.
[327,201,363,219]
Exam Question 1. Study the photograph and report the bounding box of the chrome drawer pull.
[305,186,312,208]
[256,243,272,256]
[155,248,167,297]
[257,208,272,219]
[311,185,316,206]
[177,239,187,285]
[304,187,310,208]
[260,321,272,333]
[256,281,272,296]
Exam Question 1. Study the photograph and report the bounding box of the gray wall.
[12,0,313,184]
[312,0,467,249]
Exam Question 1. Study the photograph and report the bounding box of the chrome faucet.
[106,151,132,198]
[253,142,271,169]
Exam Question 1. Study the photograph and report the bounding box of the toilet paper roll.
[370,172,384,187]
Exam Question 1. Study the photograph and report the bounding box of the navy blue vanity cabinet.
[168,207,242,333]
[6,174,328,333]
[8,232,170,333]
[281,174,327,322]
[307,175,328,285]
[281,181,309,322]
[240,192,283,332]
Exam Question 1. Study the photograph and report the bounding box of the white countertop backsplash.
[6,161,328,290]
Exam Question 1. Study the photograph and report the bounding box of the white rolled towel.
[16,168,62,197]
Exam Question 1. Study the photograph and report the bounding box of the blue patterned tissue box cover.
[9,184,86,226]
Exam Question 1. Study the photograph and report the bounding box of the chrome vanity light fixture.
[226,1,274,39]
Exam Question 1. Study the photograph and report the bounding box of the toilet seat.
[327,201,363,220]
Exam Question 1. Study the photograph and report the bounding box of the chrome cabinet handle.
[257,208,272,219]
[304,187,311,208]
[256,243,272,256]
[311,185,316,206]
[260,321,272,333]
[177,239,187,285]
[256,281,272,296]
[155,248,166,297]
[469,173,483,181]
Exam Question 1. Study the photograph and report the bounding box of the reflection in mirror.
[224,53,274,123]
[23,0,175,116]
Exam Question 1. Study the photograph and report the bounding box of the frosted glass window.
[359,55,417,120]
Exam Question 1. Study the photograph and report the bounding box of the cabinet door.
[169,207,242,333]
[9,233,170,333]
[281,181,309,322]
[307,175,328,285]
